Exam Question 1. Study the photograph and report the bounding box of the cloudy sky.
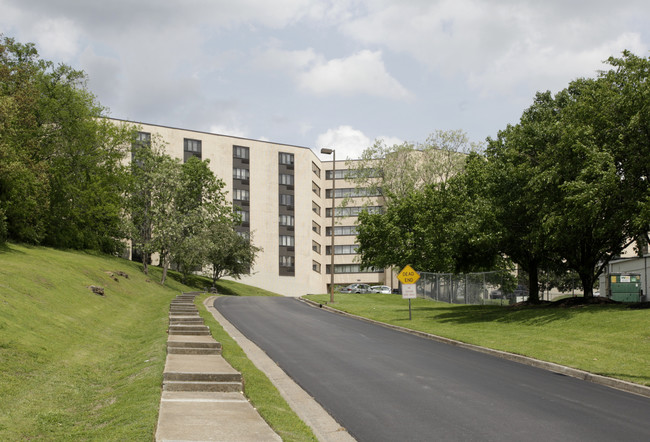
[2,0,649,159]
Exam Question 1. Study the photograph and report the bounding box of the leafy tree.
[126,137,180,278]
[0,36,131,251]
[356,158,502,274]
[127,140,235,285]
[170,157,231,284]
[204,224,262,286]
[348,129,481,204]
[352,130,487,274]
[485,52,650,299]
[0,37,52,244]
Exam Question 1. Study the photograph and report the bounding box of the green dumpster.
[609,274,642,302]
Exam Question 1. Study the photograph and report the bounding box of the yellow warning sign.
[397,265,420,285]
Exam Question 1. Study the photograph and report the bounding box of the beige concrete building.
[116,119,392,297]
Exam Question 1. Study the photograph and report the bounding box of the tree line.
[0,36,259,284]
[351,52,650,302]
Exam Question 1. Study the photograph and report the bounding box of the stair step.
[169,325,209,331]
[168,329,211,336]
[163,381,243,393]
[164,371,241,382]
[168,340,220,349]
[167,347,221,355]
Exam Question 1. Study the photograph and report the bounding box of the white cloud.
[340,0,650,97]
[316,125,371,160]
[255,45,411,99]
[298,50,412,99]
[29,16,82,61]
[315,125,403,160]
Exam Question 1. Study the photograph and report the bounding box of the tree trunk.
[142,253,148,275]
[580,271,594,298]
[161,254,169,285]
[527,260,540,303]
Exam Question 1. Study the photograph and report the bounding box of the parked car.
[369,285,391,294]
[338,283,371,294]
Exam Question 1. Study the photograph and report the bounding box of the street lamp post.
[320,148,335,303]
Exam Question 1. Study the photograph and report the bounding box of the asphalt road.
[215,296,650,442]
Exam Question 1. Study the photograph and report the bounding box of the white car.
[339,284,371,294]
[370,285,391,294]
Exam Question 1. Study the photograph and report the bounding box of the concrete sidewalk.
[155,292,281,441]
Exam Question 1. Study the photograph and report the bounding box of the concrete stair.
[169,316,204,325]
[162,354,244,393]
[162,293,243,392]
[168,324,211,336]
[167,335,221,355]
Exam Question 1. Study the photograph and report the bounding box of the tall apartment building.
[115,119,392,297]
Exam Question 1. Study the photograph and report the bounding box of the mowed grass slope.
[306,293,650,387]
[0,243,185,440]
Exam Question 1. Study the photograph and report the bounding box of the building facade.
[115,119,392,297]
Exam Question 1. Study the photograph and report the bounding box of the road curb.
[299,297,650,399]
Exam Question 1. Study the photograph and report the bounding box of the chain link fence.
[415,271,526,305]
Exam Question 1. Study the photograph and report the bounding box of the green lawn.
[305,292,650,386]
[0,244,183,440]
[0,243,312,441]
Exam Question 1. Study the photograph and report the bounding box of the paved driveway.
[215,296,650,442]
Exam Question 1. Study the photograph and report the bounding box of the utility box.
[609,274,642,302]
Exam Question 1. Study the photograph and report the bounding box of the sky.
[2,0,650,160]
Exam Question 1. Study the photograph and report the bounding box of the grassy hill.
[0,243,314,441]
[0,243,187,439]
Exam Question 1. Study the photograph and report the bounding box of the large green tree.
[356,154,501,274]
[485,51,650,298]
[170,157,231,284]
[0,36,131,252]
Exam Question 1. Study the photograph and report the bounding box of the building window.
[184,138,202,162]
[312,201,320,216]
[233,145,249,159]
[279,152,294,165]
[312,162,321,178]
[312,241,321,254]
[326,206,382,217]
[233,168,250,180]
[233,189,250,201]
[312,181,321,196]
[326,264,383,274]
[326,168,381,180]
[326,187,382,199]
[312,260,321,273]
[131,131,151,164]
[280,194,294,206]
[326,225,358,236]
[312,221,321,235]
[327,244,358,255]
[279,174,294,186]
[326,169,351,180]
[279,214,294,226]
[280,255,295,268]
[279,235,294,247]
[235,208,250,223]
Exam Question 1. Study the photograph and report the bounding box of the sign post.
[397,265,420,320]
